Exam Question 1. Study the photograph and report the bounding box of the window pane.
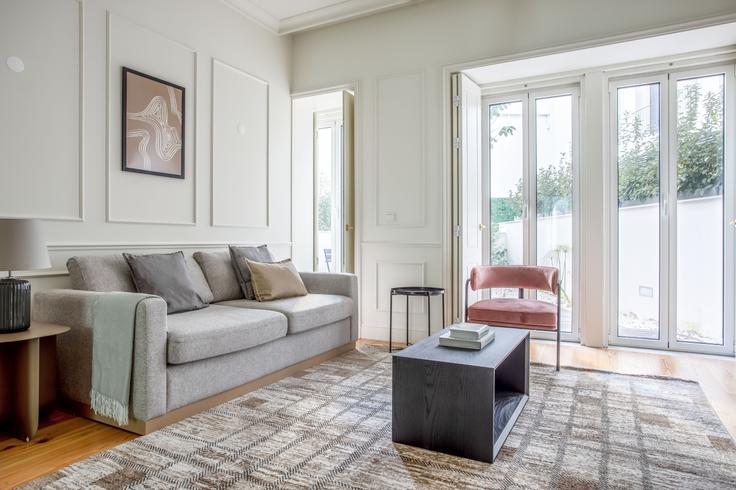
[617,84,661,339]
[676,75,724,344]
[316,127,333,273]
[489,101,523,298]
[535,95,573,332]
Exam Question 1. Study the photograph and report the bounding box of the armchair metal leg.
[556,284,561,371]
[556,324,561,371]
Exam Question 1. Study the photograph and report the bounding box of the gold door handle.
[345,224,355,232]
[730,219,736,227]
[479,223,486,230]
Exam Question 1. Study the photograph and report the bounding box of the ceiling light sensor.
[6,56,25,73]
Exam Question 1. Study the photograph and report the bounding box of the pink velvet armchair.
[465,265,561,370]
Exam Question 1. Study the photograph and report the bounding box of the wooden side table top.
[0,322,70,343]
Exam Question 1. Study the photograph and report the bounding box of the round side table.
[389,287,445,352]
[0,322,69,441]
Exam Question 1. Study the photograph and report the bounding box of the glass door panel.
[484,87,579,339]
[610,66,734,355]
[535,95,573,332]
[489,100,524,298]
[316,126,334,272]
[675,74,725,345]
[615,83,662,340]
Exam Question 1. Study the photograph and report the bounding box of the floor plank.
[1,340,734,489]
[0,410,135,489]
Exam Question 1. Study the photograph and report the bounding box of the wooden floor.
[1,340,734,489]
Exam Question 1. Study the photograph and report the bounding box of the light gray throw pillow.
[192,250,243,302]
[123,251,208,314]
[229,245,274,299]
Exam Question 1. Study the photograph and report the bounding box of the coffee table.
[391,327,529,463]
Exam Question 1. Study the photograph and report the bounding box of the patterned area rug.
[24,345,736,489]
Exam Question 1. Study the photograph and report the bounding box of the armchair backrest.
[469,265,559,294]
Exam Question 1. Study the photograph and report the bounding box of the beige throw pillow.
[245,259,308,301]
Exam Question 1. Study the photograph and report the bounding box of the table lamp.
[0,219,51,332]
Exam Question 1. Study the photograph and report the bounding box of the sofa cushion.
[246,259,307,301]
[167,305,287,364]
[124,251,208,314]
[67,253,214,303]
[229,244,274,299]
[67,254,136,292]
[185,255,215,304]
[193,251,243,302]
[218,294,353,335]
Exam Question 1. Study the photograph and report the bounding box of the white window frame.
[608,63,736,355]
[481,84,581,342]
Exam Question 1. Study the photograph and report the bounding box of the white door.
[609,65,735,355]
[452,73,483,320]
[481,86,580,340]
[342,90,355,273]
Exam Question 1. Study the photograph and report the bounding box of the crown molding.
[223,0,280,33]
[223,0,421,36]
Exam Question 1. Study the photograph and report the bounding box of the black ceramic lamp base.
[0,277,31,332]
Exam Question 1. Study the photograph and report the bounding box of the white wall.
[0,0,292,288]
[291,0,736,343]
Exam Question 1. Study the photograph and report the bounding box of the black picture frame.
[122,67,186,179]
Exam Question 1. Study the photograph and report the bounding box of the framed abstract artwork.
[122,67,185,179]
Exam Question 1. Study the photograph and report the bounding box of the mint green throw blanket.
[90,292,156,426]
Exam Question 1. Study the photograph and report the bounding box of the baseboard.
[63,341,356,435]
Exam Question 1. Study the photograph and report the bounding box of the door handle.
[479,223,486,231]
[730,219,736,227]
[345,224,355,232]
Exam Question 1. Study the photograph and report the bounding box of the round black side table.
[389,287,445,352]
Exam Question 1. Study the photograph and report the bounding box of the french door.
[481,86,580,340]
[314,109,344,273]
[609,65,735,355]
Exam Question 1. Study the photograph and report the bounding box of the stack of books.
[439,323,495,350]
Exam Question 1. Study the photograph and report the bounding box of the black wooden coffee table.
[392,327,529,463]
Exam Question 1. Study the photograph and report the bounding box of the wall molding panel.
[105,11,198,226]
[374,71,426,228]
[375,260,426,312]
[0,0,84,221]
[360,242,444,341]
[211,58,270,228]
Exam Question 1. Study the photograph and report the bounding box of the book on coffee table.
[448,323,490,341]
[439,328,495,350]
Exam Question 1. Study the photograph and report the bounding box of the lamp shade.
[0,219,51,272]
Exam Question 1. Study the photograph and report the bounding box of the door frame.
[480,85,581,342]
[607,64,736,355]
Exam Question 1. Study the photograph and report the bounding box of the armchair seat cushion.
[218,294,353,335]
[167,305,287,364]
[467,298,557,330]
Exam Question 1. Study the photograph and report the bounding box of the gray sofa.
[33,251,358,433]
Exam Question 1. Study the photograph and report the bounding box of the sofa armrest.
[299,272,359,341]
[33,289,168,421]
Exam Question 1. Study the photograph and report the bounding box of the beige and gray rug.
[23,346,736,489]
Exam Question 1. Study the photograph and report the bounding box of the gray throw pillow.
[123,251,208,314]
[229,245,274,299]
[192,250,242,302]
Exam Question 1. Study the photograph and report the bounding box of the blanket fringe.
[90,389,129,426]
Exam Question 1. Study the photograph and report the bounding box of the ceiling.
[224,0,421,35]
[464,22,736,86]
